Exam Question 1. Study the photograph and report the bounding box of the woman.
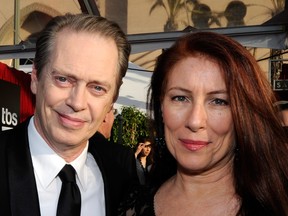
[134,136,154,185]
[118,32,288,215]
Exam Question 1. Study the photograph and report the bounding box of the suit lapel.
[88,138,112,216]
[6,121,113,216]
[7,120,41,216]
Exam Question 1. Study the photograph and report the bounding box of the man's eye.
[94,86,104,92]
[56,76,68,83]
[53,75,73,87]
[90,85,107,95]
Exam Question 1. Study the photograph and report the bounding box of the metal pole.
[13,0,20,69]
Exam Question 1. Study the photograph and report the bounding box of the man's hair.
[33,13,131,102]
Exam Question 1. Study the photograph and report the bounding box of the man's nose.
[66,85,88,111]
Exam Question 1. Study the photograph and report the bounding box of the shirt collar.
[28,117,89,190]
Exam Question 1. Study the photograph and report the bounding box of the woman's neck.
[154,161,240,215]
[139,156,147,168]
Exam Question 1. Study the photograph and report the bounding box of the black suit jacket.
[0,118,138,216]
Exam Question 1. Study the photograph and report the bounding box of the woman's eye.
[212,98,229,106]
[172,96,187,102]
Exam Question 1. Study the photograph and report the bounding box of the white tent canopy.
[114,62,152,114]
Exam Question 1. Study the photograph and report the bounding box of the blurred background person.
[134,136,154,186]
[91,106,139,196]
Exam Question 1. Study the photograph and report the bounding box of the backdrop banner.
[0,79,20,131]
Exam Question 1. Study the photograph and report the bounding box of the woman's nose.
[186,103,207,132]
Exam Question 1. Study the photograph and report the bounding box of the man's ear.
[109,103,114,112]
[103,105,115,123]
[30,64,38,94]
[102,115,107,123]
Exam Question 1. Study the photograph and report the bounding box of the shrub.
[112,106,150,148]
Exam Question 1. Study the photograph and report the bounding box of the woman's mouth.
[180,139,210,151]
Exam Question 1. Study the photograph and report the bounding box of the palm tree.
[224,1,247,27]
[263,0,285,17]
[191,3,221,28]
[149,0,197,31]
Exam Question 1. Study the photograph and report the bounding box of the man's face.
[31,30,119,152]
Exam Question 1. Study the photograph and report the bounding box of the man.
[0,13,137,216]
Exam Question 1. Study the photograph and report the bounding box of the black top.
[117,185,279,216]
[135,159,153,185]
[118,185,156,216]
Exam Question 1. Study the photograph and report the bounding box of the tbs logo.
[1,108,18,131]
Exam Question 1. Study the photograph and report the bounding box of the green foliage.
[112,106,150,148]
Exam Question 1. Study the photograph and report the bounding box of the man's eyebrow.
[51,69,113,91]
[51,70,106,83]
[51,70,75,78]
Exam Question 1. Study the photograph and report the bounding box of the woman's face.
[141,141,152,156]
[161,56,235,174]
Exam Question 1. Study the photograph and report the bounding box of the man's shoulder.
[0,120,28,139]
[0,118,30,134]
[90,131,107,142]
[89,132,132,153]
[0,120,29,156]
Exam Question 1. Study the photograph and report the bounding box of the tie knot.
[58,164,76,183]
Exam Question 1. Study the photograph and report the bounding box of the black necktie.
[57,164,81,216]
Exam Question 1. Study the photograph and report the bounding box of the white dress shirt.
[28,117,105,216]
